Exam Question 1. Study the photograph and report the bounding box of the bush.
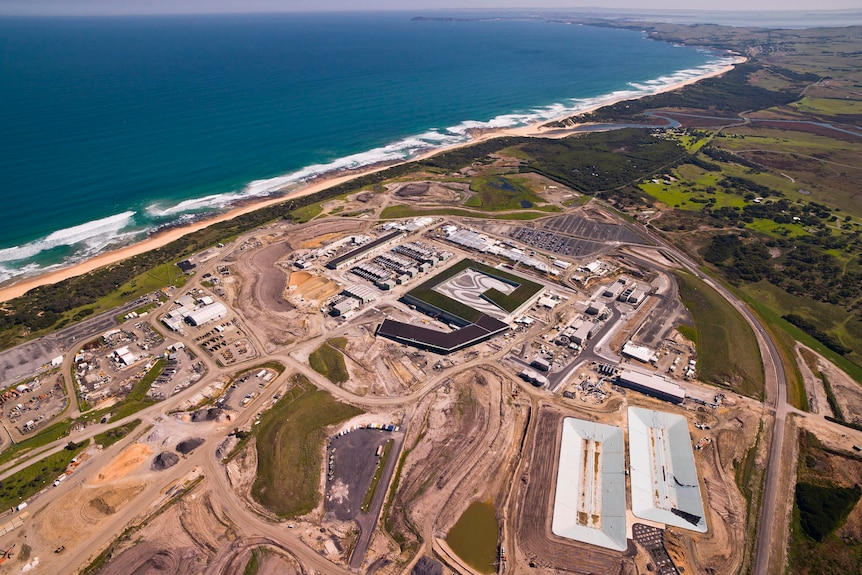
[796,482,861,541]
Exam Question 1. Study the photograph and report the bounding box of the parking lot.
[325,428,394,521]
[539,214,651,245]
[508,227,607,258]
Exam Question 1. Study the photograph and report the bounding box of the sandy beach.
[0,56,743,303]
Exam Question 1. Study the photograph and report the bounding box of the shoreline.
[0,55,743,303]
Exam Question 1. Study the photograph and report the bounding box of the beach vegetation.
[250,374,362,517]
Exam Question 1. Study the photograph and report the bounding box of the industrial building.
[552,417,627,551]
[342,284,376,304]
[585,302,607,316]
[616,370,685,403]
[603,278,627,298]
[183,302,228,327]
[326,231,405,269]
[621,342,658,364]
[376,314,508,355]
[628,407,707,532]
[571,322,597,346]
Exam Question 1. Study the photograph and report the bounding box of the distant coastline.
[0,52,742,303]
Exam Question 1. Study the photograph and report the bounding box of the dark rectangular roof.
[327,230,404,268]
[377,314,508,354]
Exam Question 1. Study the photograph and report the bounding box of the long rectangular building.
[326,231,405,269]
[617,369,685,403]
[376,314,508,355]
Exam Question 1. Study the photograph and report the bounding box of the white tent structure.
[628,407,707,532]
[552,417,627,551]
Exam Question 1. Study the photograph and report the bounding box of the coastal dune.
[0,56,742,303]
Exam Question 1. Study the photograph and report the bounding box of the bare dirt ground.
[375,365,525,575]
[797,345,832,416]
[91,483,303,575]
[90,443,153,484]
[389,181,469,205]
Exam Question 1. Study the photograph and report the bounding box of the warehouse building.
[628,407,707,532]
[616,370,685,403]
[183,302,228,327]
[376,314,508,355]
[552,417,627,551]
[326,231,405,269]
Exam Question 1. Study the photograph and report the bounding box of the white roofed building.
[628,407,707,532]
[184,302,228,327]
[552,417,627,551]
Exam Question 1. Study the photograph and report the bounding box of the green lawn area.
[289,202,324,223]
[746,218,810,238]
[674,271,765,398]
[308,342,349,384]
[0,443,85,509]
[465,175,550,211]
[250,375,362,517]
[92,419,142,449]
[0,418,74,467]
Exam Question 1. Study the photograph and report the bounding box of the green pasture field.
[0,443,85,509]
[746,218,810,238]
[464,175,551,211]
[250,375,362,518]
[674,271,764,398]
[793,97,862,116]
[741,281,862,378]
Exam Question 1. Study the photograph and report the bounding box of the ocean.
[0,12,728,283]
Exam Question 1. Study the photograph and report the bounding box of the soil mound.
[412,557,443,575]
[152,451,180,471]
[190,407,227,422]
[176,437,205,454]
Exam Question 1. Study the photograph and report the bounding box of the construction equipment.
[0,544,16,564]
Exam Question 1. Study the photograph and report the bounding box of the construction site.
[0,163,848,575]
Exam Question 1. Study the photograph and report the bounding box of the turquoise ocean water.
[0,13,728,283]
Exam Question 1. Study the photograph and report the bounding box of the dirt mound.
[176,437,205,454]
[412,557,443,575]
[190,407,229,422]
[152,451,180,471]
